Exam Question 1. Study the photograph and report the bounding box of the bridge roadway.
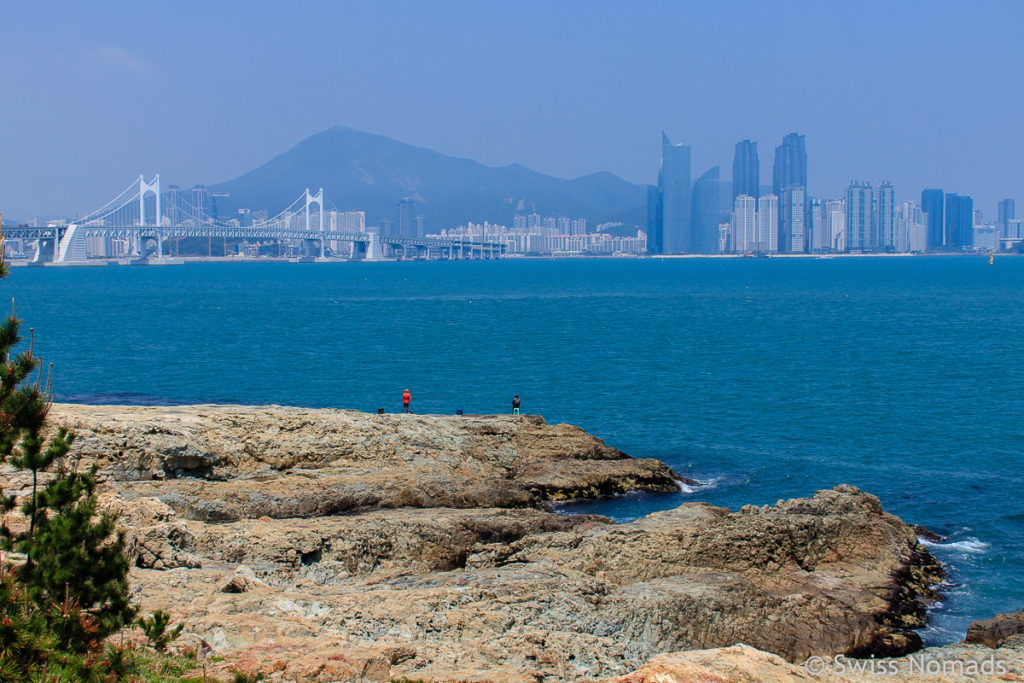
[1,224,506,261]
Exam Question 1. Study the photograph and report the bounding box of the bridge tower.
[139,175,163,258]
[304,188,325,257]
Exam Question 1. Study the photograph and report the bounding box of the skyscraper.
[756,194,779,253]
[998,199,1015,236]
[732,195,757,253]
[645,185,663,253]
[921,189,944,250]
[809,198,827,252]
[877,181,895,250]
[779,186,806,252]
[846,182,873,250]
[772,133,807,195]
[398,198,416,237]
[732,140,759,202]
[691,166,720,254]
[660,133,692,254]
[826,199,846,252]
[945,194,973,249]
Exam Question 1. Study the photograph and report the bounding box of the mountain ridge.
[210,126,645,230]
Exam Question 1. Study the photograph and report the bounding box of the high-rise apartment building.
[895,201,927,253]
[809,198,827,252]
[998,199,1015,236]
[779,186,806,252]
[826,199,846,252]
[772,133,807,195]
[691,166,720,254]
[945,194,973,249]
[660,133,692,254]
[398,198,417,237]
[921,189,944,249]
[877,181,895,250]
[732,140,759,202]
[846,182,873,250]
[732,195,757,253]
[757,194,779,253]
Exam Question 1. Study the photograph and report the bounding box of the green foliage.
[232,670,265,682]
[137,610,184,652]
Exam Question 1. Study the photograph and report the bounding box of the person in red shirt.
[402,389,411,413]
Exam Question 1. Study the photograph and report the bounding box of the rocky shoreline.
[1,404,1016,680]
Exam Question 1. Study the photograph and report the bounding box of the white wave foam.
[920,537,990,554]
[677,477,721,494]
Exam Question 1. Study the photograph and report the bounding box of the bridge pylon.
[304,188,324,257]
[139,174,162,258]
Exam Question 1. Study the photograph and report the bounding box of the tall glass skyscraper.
[660,133,692,254]
[772,133,807,195]
[945,194,973,249]
[998,199,1015,236]
[921,189,944,250]
[732,140,759,203]
[691,166,720,254]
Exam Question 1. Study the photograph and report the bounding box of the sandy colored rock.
[2,404,952,681]
[966,609,1024,649]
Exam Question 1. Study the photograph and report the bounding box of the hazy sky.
[2,1,1022,220]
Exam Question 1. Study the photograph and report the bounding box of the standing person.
[512,394,520,415]
[402,388,411,413]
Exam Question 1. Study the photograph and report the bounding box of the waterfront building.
[921,189,944,249]
[779,186,806,252]
[398,198,417,237]
[378,218,394,237]
[191,185,210,217]
[732,140,759,202]
[772,133,807,195]
[571,218,587,235]
[877,181,895,249]
[826,199,846,252]
[1007,218,1024,240]
[809,198,827,252]
[732,195,757,253]
[846,182,873,250]
[973,225,999,252]
[691,166,720,254]
[645,185,663,253]
[998,199,1015,236]
[660,133,692,254]
[944,194,973,249]
[896,201,926,252]
[756,194,779,253]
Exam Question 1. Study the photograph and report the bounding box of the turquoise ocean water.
[4,257,1022,644]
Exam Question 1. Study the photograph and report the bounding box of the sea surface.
[5,256,1023,644]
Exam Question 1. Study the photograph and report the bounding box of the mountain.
[210,126,645,230]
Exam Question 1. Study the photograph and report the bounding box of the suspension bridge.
[3,175,506,262]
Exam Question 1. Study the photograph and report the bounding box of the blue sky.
[1,1,1021,220]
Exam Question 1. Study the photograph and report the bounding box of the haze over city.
[2,1,1023,221]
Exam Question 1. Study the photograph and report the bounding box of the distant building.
[896,201,926,252]
[571,218,587,235]
[809,198,827,252]
[660,132,692,254]
[779,186,806,252]
[973,225,998,252]
[732,140,759,202]
[756,194,779,253]
[826,199,846,252]
[691,166,720,254]
[378,218,394,237]
[398,198,417,237]
[732,195,757,253]
[998,199,1015,236]
[921,189,944,250]
[191,185,210,218]
[877,181,895,249]
[944,193,973,249]
[846,182,873,250]
[645,185,663,253]
[772,133,807,195]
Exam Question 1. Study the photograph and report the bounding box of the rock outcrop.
[966,609,1024,649]
[1,404,950,681]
